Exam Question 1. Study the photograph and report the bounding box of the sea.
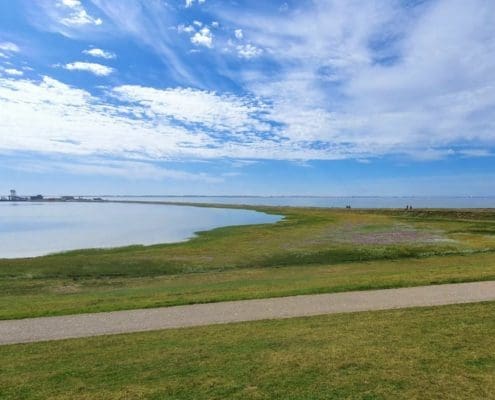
[0,201,280,259]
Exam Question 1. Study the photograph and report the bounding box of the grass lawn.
[1,301,494,399]
[1,205,495,319]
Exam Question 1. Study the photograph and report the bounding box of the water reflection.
[0,202,280,258]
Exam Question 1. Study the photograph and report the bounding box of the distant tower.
[9,189,16,201]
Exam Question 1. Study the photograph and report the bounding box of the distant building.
[8,189,27,201]
[61,196,75,201]
[30,195,44,201]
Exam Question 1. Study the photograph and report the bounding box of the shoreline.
[2,200,495,260]
[2,201,495,261]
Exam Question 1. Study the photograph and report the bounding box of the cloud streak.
[64,61,114,75]
[83,47,116,59]
[8,156,222,183]
[59,0,102,26]
[0,42,20,53]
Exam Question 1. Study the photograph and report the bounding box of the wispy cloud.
[9,157,222,183]
[236,44,262,59]
[234,29,243,40]
[185,0,205,8]
[0,72,494,165]
[111,84,266,133]
[90,0,198,84]
[0,75,309,162]
[83,47,116,59]
[58,0,102,26]
[25,0,104,38]
[1,68,24,76]
[0,42,20,53]
[64,61,114,76]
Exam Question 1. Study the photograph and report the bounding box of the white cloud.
[91,1,197,84]
[236,44,262,59]
[112,84,265,133]
[2,68,24,76]
[234,29,243,40]
[58,0,103,26]
[61,0,81,7]
[0,76,280,162]
[2,1,495,166]
[64,62,114,76]
[30,0,493,162]
[185,0,205,8]
[215,0,495,159]
[191,27,213,48]
[178,22,216,50]
[0,42,20,53]
[458,149,492,158]
[211,21,219,28]
[83,48,116,59]
[1,72,494,166]
[0,76,199,158]
[177,24,195,34]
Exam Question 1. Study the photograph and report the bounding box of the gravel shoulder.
[1,281,494,345]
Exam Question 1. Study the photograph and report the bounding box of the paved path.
[1,281,495,345]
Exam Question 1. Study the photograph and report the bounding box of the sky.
[0,0,494,196]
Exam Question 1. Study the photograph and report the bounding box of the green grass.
[1,301,494,399]
[1,205,495,319]
[2,252,495,320]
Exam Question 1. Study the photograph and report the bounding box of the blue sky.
[0,0,494,196]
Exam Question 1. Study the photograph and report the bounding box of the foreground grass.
[1,205,495,319]
[1,301,494,399]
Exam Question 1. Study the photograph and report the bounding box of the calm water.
[104,196,495,209]
[0,202,280,259]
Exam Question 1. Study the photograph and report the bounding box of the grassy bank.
[2,252,495,319]
[1,205,495,319]
[1,301,494,399]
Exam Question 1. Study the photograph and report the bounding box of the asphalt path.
[1,281,494,345]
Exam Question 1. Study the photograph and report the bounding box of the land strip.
[1,280,494,345]
[2,206,495,320]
